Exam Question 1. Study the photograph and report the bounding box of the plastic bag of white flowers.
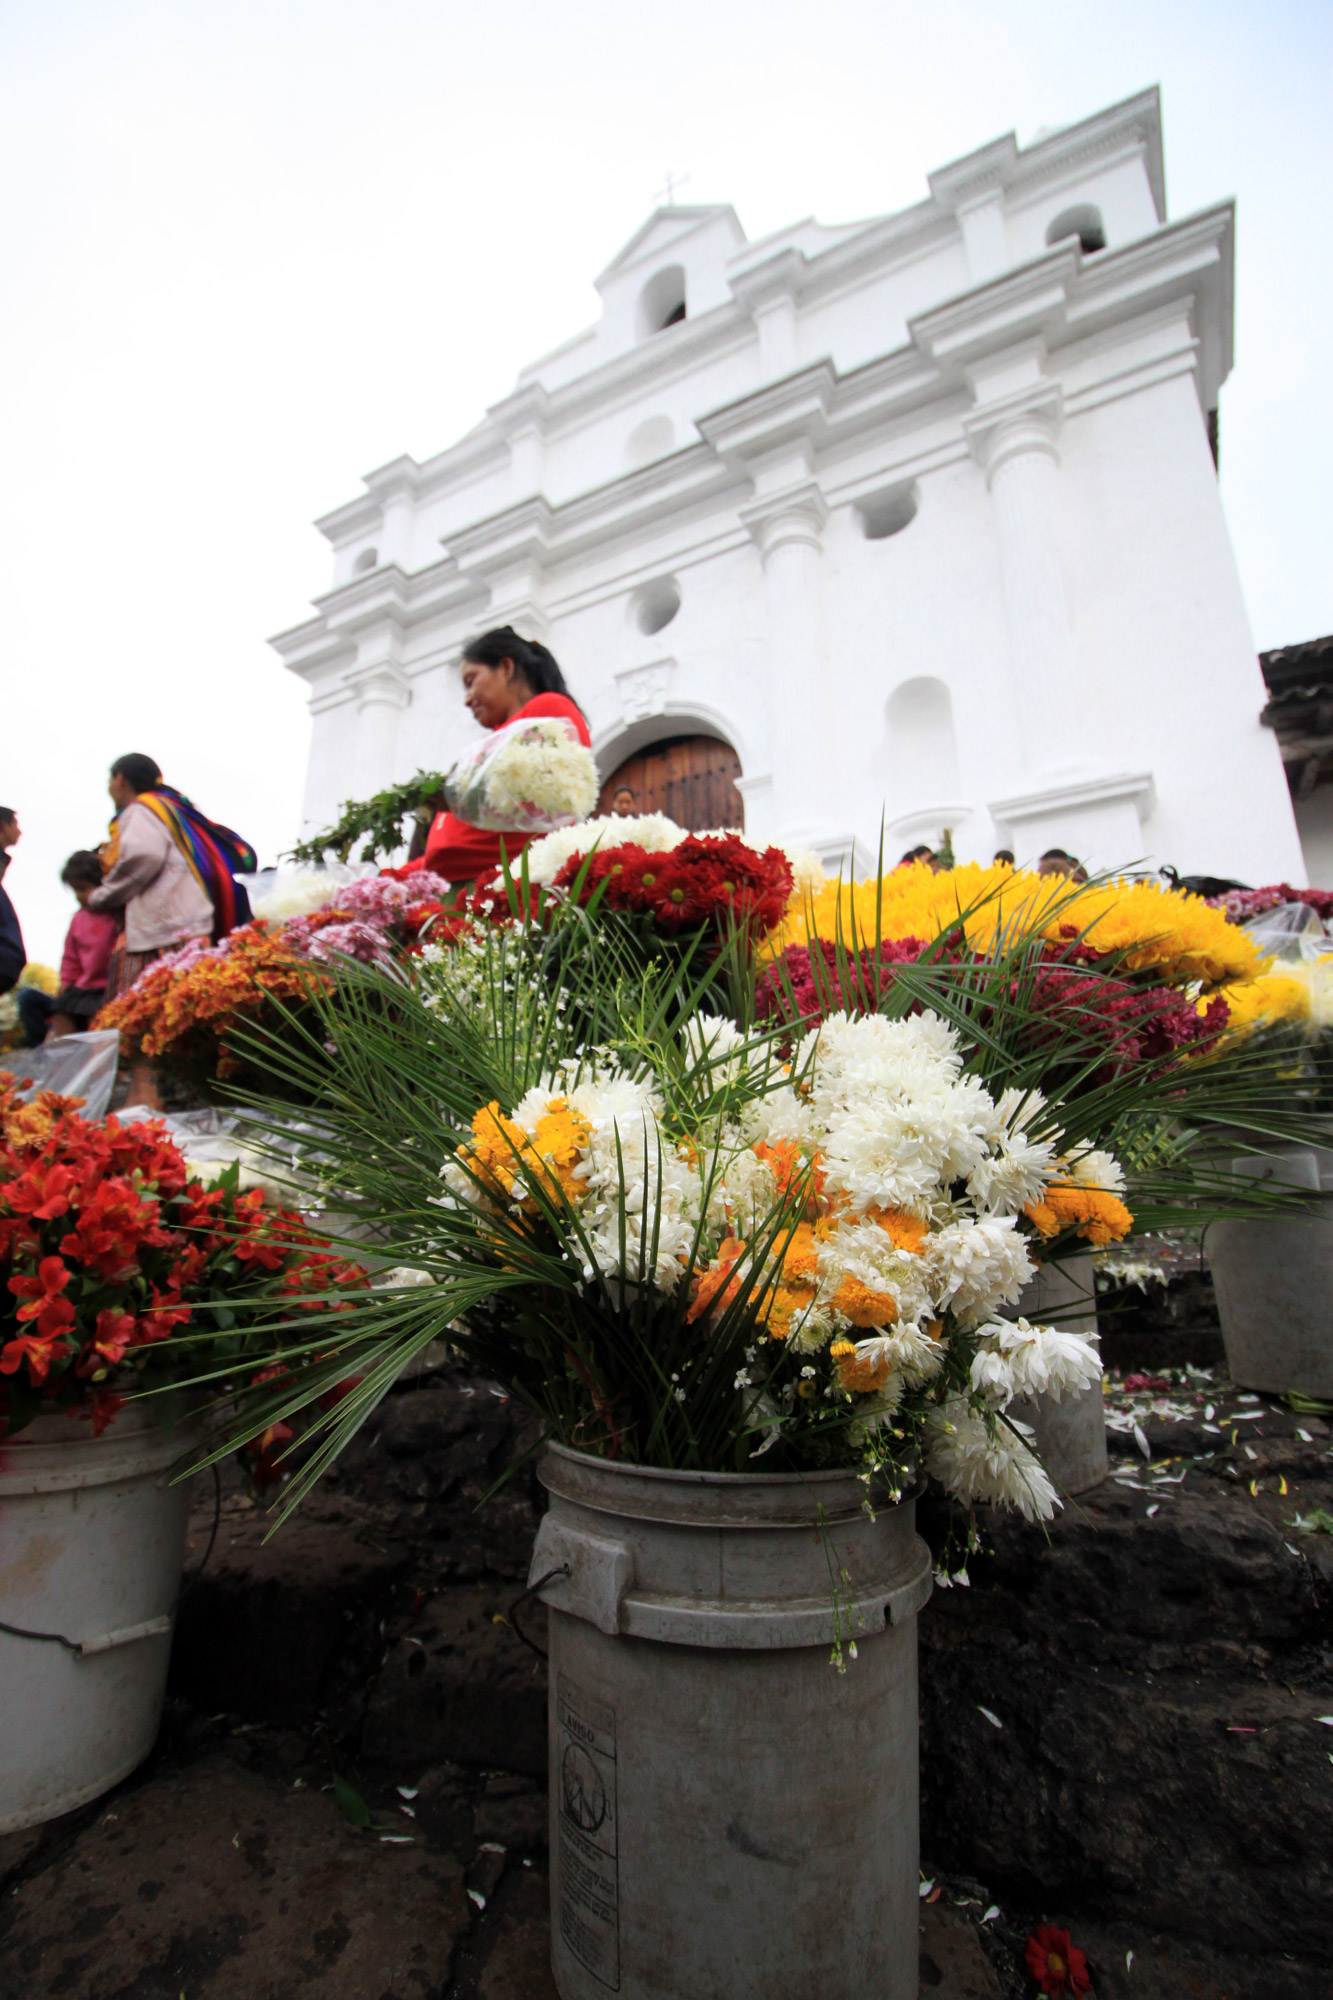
[442,711,599,834]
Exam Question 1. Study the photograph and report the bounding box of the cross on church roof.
[655,168,690,207]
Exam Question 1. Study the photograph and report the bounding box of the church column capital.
[963,382,1064,485]
[347,660,411,712]
[739,481,828,562]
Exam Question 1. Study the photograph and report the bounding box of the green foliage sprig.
[286,771,449,867]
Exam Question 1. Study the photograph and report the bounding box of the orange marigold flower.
[527,1099,593,1207]
[865,1206,930,1255]
[687,1237,746,1323]
[830,1338,891,1394]
[464,1101,530,1198]
[1025,1183,1133,1247]
[830,1274,900,1328]
[753,1140,824,1215]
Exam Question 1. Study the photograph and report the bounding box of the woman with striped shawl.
[91,753,256,999]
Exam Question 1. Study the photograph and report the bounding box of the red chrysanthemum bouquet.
[0,1076,365,1440]
[466,832,795,987]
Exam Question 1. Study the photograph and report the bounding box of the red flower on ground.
[1025,1925,1090,1996]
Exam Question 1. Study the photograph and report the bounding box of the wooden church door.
[598,734,744,831]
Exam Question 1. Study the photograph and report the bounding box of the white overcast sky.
[2,0,1330,961]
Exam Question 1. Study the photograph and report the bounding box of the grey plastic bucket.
[1012,1251,1107,1496]
[1208,1146,1333,1397]
[529,1444,931,2000]
[0,1403,195,1831]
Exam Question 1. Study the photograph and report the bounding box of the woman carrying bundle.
[401,627,591,885]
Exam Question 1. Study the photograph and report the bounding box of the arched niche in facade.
[1046,203,1106,254]
[883,676,969,848]
[637,264,687,339]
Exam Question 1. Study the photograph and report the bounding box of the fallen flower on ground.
[1025,1923,1091,1996]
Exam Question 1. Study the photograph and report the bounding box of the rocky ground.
[2,1277,1330,1999]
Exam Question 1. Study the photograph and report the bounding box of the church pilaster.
[739,481,833,846]
[964,378,1083,775]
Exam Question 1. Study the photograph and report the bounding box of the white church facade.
[274,88,1305,884]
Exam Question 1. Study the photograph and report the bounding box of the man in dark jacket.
[0,805,25,992]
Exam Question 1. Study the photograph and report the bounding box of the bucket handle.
[0,1612,172,1657]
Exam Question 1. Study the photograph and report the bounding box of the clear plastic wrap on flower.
[443,714,599,833]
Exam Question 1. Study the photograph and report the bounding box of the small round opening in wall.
[353,547,379,574]
[632,577,682,636]
[626,415,675,467]
[858,485,918,541]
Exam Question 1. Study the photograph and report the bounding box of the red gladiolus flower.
[5,1162,77,1220]
[83,1389,128,1435]
[1,1330,71,1383]
[88,1309,138,1368]
[139,1287,193,1341]
[1025,1926,1090,1996]
[9,1253,72,1314]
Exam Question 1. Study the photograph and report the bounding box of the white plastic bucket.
[529,1445,932,2000]
[1013,1251,1107,1496]
[0,1402,196,1832]
[1208,1147,1333,1397]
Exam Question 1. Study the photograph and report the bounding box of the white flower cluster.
[924,1401,1058,1523]
[252,867,363,925]
[732,1012,1064,1351]
[523,813,687,886]
[968,1318,1103,1405]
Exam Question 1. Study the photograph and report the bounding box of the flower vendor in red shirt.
[16,850,120,1046]
[400,626,592,885]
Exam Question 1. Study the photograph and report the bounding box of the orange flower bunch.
[100,921,325,1078]
[1024,1180,1134,1247]
[462,1097,594,1211]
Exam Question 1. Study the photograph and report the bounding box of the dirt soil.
[2,1300,1331,1998]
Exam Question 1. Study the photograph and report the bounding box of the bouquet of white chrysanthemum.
[443,713,599,833]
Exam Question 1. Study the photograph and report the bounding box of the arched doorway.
[598,734,744,832]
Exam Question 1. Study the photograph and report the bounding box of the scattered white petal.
[982,1904,1000,1922]
[1145,1504,1159,1517]
[396,1785,419,1799]
[977,1706,1003,1730]
[919,1878,935,1899]
[1133,1424,1150,1459]
[1126,1949,1135,1970]
[467,1888,487,1909]
[1297,1428,1314,1442]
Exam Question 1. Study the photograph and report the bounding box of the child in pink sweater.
[17,850,120,1046]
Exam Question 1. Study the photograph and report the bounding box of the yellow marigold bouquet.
[765,860,1261,989]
